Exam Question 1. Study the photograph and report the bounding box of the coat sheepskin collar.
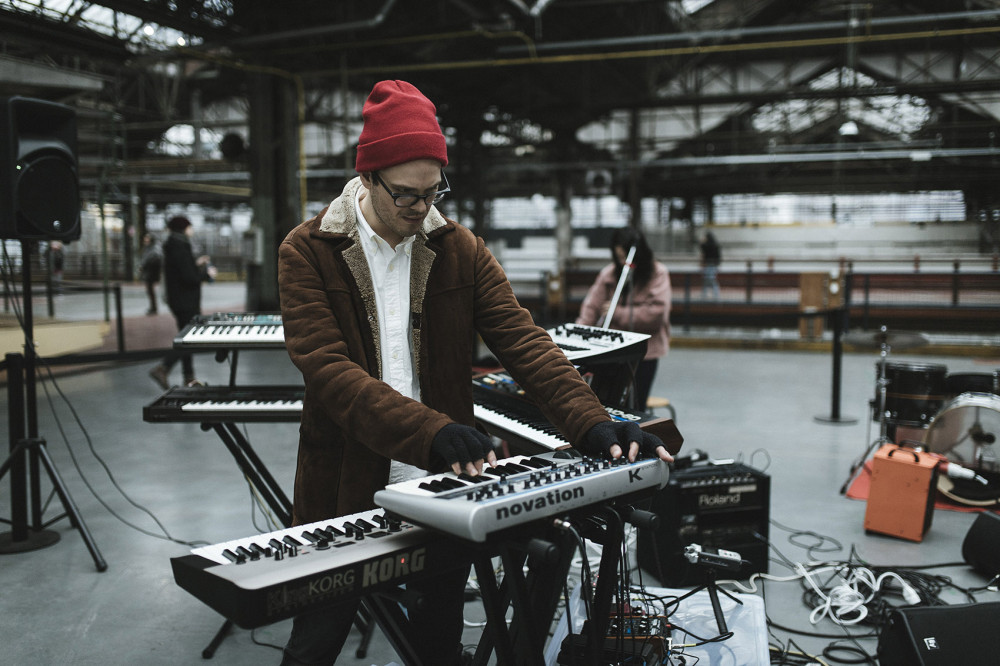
[319,176,448,237]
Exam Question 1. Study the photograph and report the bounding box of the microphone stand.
[602,245,636,329]
[594,244,639,410]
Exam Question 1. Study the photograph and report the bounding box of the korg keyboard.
[143,385,304,423]
[546,323,649,364]
[175,312,284,349]
[373,450,670,542]
[170,509,464,628]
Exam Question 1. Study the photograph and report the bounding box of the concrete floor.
[1,281,998,664]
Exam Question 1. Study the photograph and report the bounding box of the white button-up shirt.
[355,190,425,482]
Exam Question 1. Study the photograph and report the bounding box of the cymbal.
[844,329,929,350]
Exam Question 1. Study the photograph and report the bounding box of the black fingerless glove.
[579,420,664,460]
[431,423,493,469]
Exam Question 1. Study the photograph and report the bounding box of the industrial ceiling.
[2,0,1000,218]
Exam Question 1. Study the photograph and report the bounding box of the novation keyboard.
[373,450,670,542]
[472,372,682,454]
[546,323,649,364]
[143,385,303,423]
[171,509,463,628]
[175,312,284,349]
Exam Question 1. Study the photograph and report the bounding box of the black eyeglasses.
[372,170,450,208]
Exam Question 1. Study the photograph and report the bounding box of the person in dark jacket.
[700,231,721,299]
[277,80,673,666]
[139,233,162,315]
[149,216,216,389]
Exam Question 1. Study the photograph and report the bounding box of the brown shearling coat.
[278,178,611,524]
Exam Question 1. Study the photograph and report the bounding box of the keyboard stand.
[471,526,578,665]
[469,503,638,666]
[203,420,293,528]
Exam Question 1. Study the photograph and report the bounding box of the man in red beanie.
[277,80,671,665]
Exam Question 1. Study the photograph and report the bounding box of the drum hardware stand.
[0,241,106,570]
[839,328,894,494]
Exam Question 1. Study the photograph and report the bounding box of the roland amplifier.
[637,461,770,587]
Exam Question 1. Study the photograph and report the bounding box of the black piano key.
[249,543,270,558]
[300,531,321,544]
[282,535,302,547]
[418,477,469,493]
[268,538,284,551]
[457,473,490,484]
[353,518,375,532]
[222,549,240,563]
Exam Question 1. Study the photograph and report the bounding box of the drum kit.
[843,327,1000,506]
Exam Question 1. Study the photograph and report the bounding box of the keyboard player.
[277,80,673,666]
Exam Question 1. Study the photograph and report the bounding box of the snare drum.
[873,360,948,427]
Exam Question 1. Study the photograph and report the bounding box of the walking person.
[149,216,216,389]
[700,230,721,299]
[139,233,162,315]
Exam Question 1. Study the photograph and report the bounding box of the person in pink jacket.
[576,227,672,408]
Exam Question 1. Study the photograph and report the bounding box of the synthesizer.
[472,372,682,455]
[373,450,670,542]
[175,312,284,349]
[171,509,464,629]
[143,385,304,423]
[546,323,649,364]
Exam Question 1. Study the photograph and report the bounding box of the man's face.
[361,159,443,248]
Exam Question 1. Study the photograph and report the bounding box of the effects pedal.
[556,612,671,665]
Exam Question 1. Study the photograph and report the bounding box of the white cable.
[799,563,870,625]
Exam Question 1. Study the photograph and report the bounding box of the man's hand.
[579,421,673,462]
[431,423,498,476]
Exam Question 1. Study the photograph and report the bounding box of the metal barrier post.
[952,260,960,306]
[113,283,125,354]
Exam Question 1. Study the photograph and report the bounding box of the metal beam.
[0,54,106,92]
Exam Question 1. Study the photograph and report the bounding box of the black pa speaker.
[877,602,1000,665]
[962,511,1000,578]
[0,96,81,241]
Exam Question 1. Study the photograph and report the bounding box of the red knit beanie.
[355,80,448,173]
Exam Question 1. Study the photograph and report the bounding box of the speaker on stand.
[0,96,81,242]
[0,97,104,570]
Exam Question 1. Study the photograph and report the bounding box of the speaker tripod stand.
[0,240,106,570]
